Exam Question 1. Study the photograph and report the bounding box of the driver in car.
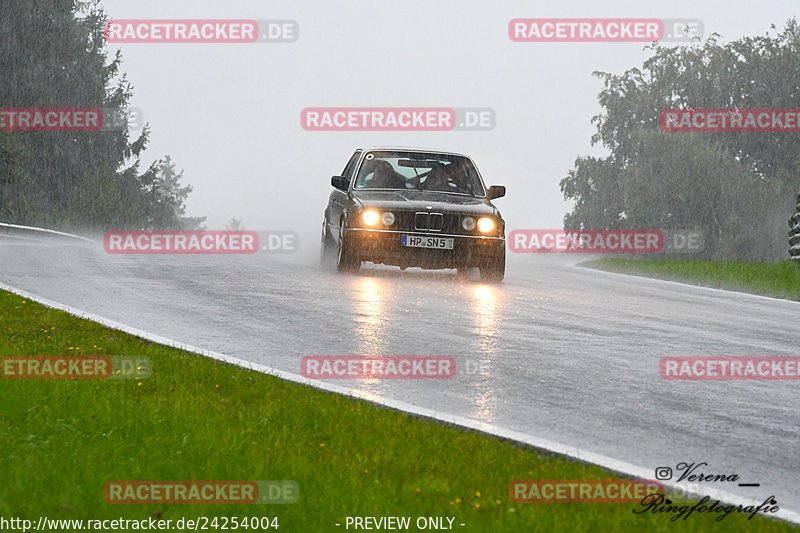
[423,166,462,192]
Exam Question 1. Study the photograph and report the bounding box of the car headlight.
[462,217,476,231]
[477,217,495,233]
[381,212,395,226]
[362,210,380,226]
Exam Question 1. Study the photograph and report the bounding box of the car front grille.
[414,212,444,232]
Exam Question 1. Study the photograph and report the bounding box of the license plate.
[401,235,454,249]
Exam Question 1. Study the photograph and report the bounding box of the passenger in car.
[369,161,405,189]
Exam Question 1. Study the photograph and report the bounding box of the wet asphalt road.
[2,235,799,514]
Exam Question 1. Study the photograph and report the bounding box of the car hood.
[351,190,500,217]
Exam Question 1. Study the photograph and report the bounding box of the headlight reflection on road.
[352,277,388,388]
[471,284,500,346]
[468,284,503,422]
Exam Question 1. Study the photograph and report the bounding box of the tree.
[226,218,245,231]
[561,19,800,260]
[0,0,203,230]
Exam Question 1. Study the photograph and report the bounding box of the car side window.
[341,150,362,183]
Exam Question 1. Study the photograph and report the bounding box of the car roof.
[357,146,470,158]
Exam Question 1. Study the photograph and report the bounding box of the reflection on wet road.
[1,239,799,513]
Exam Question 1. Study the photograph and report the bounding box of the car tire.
[479,247,505,282]
[336,219,360,273]
[320,220,337,267]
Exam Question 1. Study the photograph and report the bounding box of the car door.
[327,149,362,240]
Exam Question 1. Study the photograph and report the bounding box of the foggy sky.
[99,0,799,240]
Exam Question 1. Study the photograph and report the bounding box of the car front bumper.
[348,228,504,269]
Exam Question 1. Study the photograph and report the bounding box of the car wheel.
[479,247,505,282]
[319,220,336,267]
[336,219,360,273]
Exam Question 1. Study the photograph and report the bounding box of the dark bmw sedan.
[320,148,506,281]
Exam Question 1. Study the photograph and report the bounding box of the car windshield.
[353,151,486,196]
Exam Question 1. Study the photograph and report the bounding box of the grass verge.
[0,289,794,532]
[583,258,800,301]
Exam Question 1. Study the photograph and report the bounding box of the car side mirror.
[487,185,506,200]
[331,175,349,191]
